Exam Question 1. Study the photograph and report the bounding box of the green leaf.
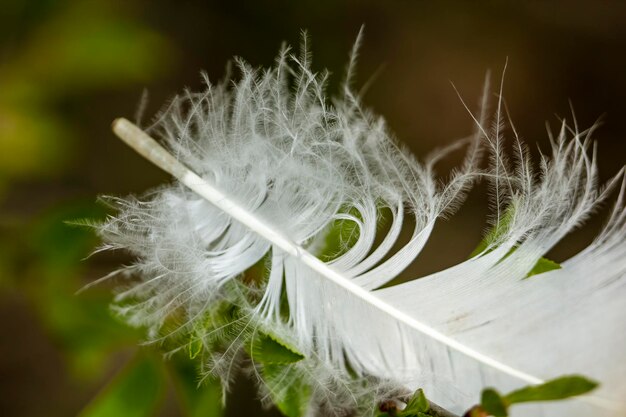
[251,333,309,417]
[251,333,305,365]
[263,364,311,417]
[319,206,362,262]
[181,299,241,356]
[402,389,430,415]
[79,354,165,417]
[480,388,508,417]
[469,207,516,258]
[526,257,562,277]
[469,206,561,278]
[505,375,598,404]
[188,337,203,359]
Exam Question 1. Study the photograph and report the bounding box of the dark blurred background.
[1,1,625,416]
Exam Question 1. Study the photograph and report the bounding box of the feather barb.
[111,117,545,387]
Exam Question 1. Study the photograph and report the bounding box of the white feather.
[100,42,626,417]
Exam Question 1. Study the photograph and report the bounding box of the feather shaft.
[112,117,545,387]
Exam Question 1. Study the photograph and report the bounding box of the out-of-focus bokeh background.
[1,1,625,416]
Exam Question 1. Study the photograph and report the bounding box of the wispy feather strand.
[97,39,626,417]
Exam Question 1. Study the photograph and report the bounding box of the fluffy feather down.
[97,40,626,417]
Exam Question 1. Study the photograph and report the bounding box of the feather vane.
[98,42,626,417]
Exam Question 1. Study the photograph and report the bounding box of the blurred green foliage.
[79,355,166,417]
[0,1,220,416]
[1,194,223,416]
[0,0,173,192]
